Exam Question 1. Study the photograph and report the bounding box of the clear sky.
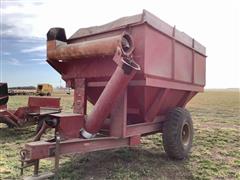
[0,0,239,88]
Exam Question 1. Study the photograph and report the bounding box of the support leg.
[33,160,39,177]
[54,133,61,180]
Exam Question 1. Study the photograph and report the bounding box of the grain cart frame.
[20,10,206,179]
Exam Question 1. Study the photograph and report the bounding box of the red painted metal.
[44,9,206,140]
[83,56,140,136]
[0,110,19,127]
[73,79,86,114]
[0,104,7,110]
[24,137,132,160]
[28,96,60,108]
[145,89,169,122]
[47,32,134,61]
[0,95,61,128]
[110,91,127,137]
[52,113,84,139]
[20,10,206,177]
[129,135,141,146]
[126,119,164,137]
[46,11,205,131]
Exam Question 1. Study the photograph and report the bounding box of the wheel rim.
[181,122,190,147]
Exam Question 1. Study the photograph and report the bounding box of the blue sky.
[1,36,61,87]
[1,1,61,87]
[0,0,239,88]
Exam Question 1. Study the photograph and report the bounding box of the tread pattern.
[162,107,193,160]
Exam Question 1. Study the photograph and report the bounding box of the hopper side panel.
[194,53,206,86]
[174,42,193,83]
[144,25,172,79]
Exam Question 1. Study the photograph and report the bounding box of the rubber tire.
[162,107,193,160]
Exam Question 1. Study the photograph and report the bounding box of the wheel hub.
[181,123,190,147]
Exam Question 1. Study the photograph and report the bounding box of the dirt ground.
[0,90,239,179]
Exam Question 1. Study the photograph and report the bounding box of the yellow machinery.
[36,84,53,96]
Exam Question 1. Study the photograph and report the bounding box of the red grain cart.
[20,10,206,179]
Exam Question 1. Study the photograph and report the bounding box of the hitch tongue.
[20,133,61,179]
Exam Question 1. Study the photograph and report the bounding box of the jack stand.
[54,133,60,180]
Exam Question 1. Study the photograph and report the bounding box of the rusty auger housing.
[20,10,206,179]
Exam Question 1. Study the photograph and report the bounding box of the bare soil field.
[0,90,239,179]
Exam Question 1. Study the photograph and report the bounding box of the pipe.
[81,57,140,138]
[46,28,139,138]
[47,29,134,60]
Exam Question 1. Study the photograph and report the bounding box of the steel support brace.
[144,89,169,122]
[73,78,86,115]
[126,119,164,137]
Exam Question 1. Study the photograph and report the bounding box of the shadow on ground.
[58,147,194,180]
[0,126,35,143]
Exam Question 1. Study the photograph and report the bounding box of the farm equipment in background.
[36,83,53,96]
[8,86,36,96]
[20,10,206,179]
[0,83,61,129]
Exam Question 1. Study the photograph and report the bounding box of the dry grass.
[0,90,239,179]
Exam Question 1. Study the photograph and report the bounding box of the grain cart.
[0,83,61,129]
[20,10,206,179]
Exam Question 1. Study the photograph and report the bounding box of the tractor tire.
[162,107,193,160]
